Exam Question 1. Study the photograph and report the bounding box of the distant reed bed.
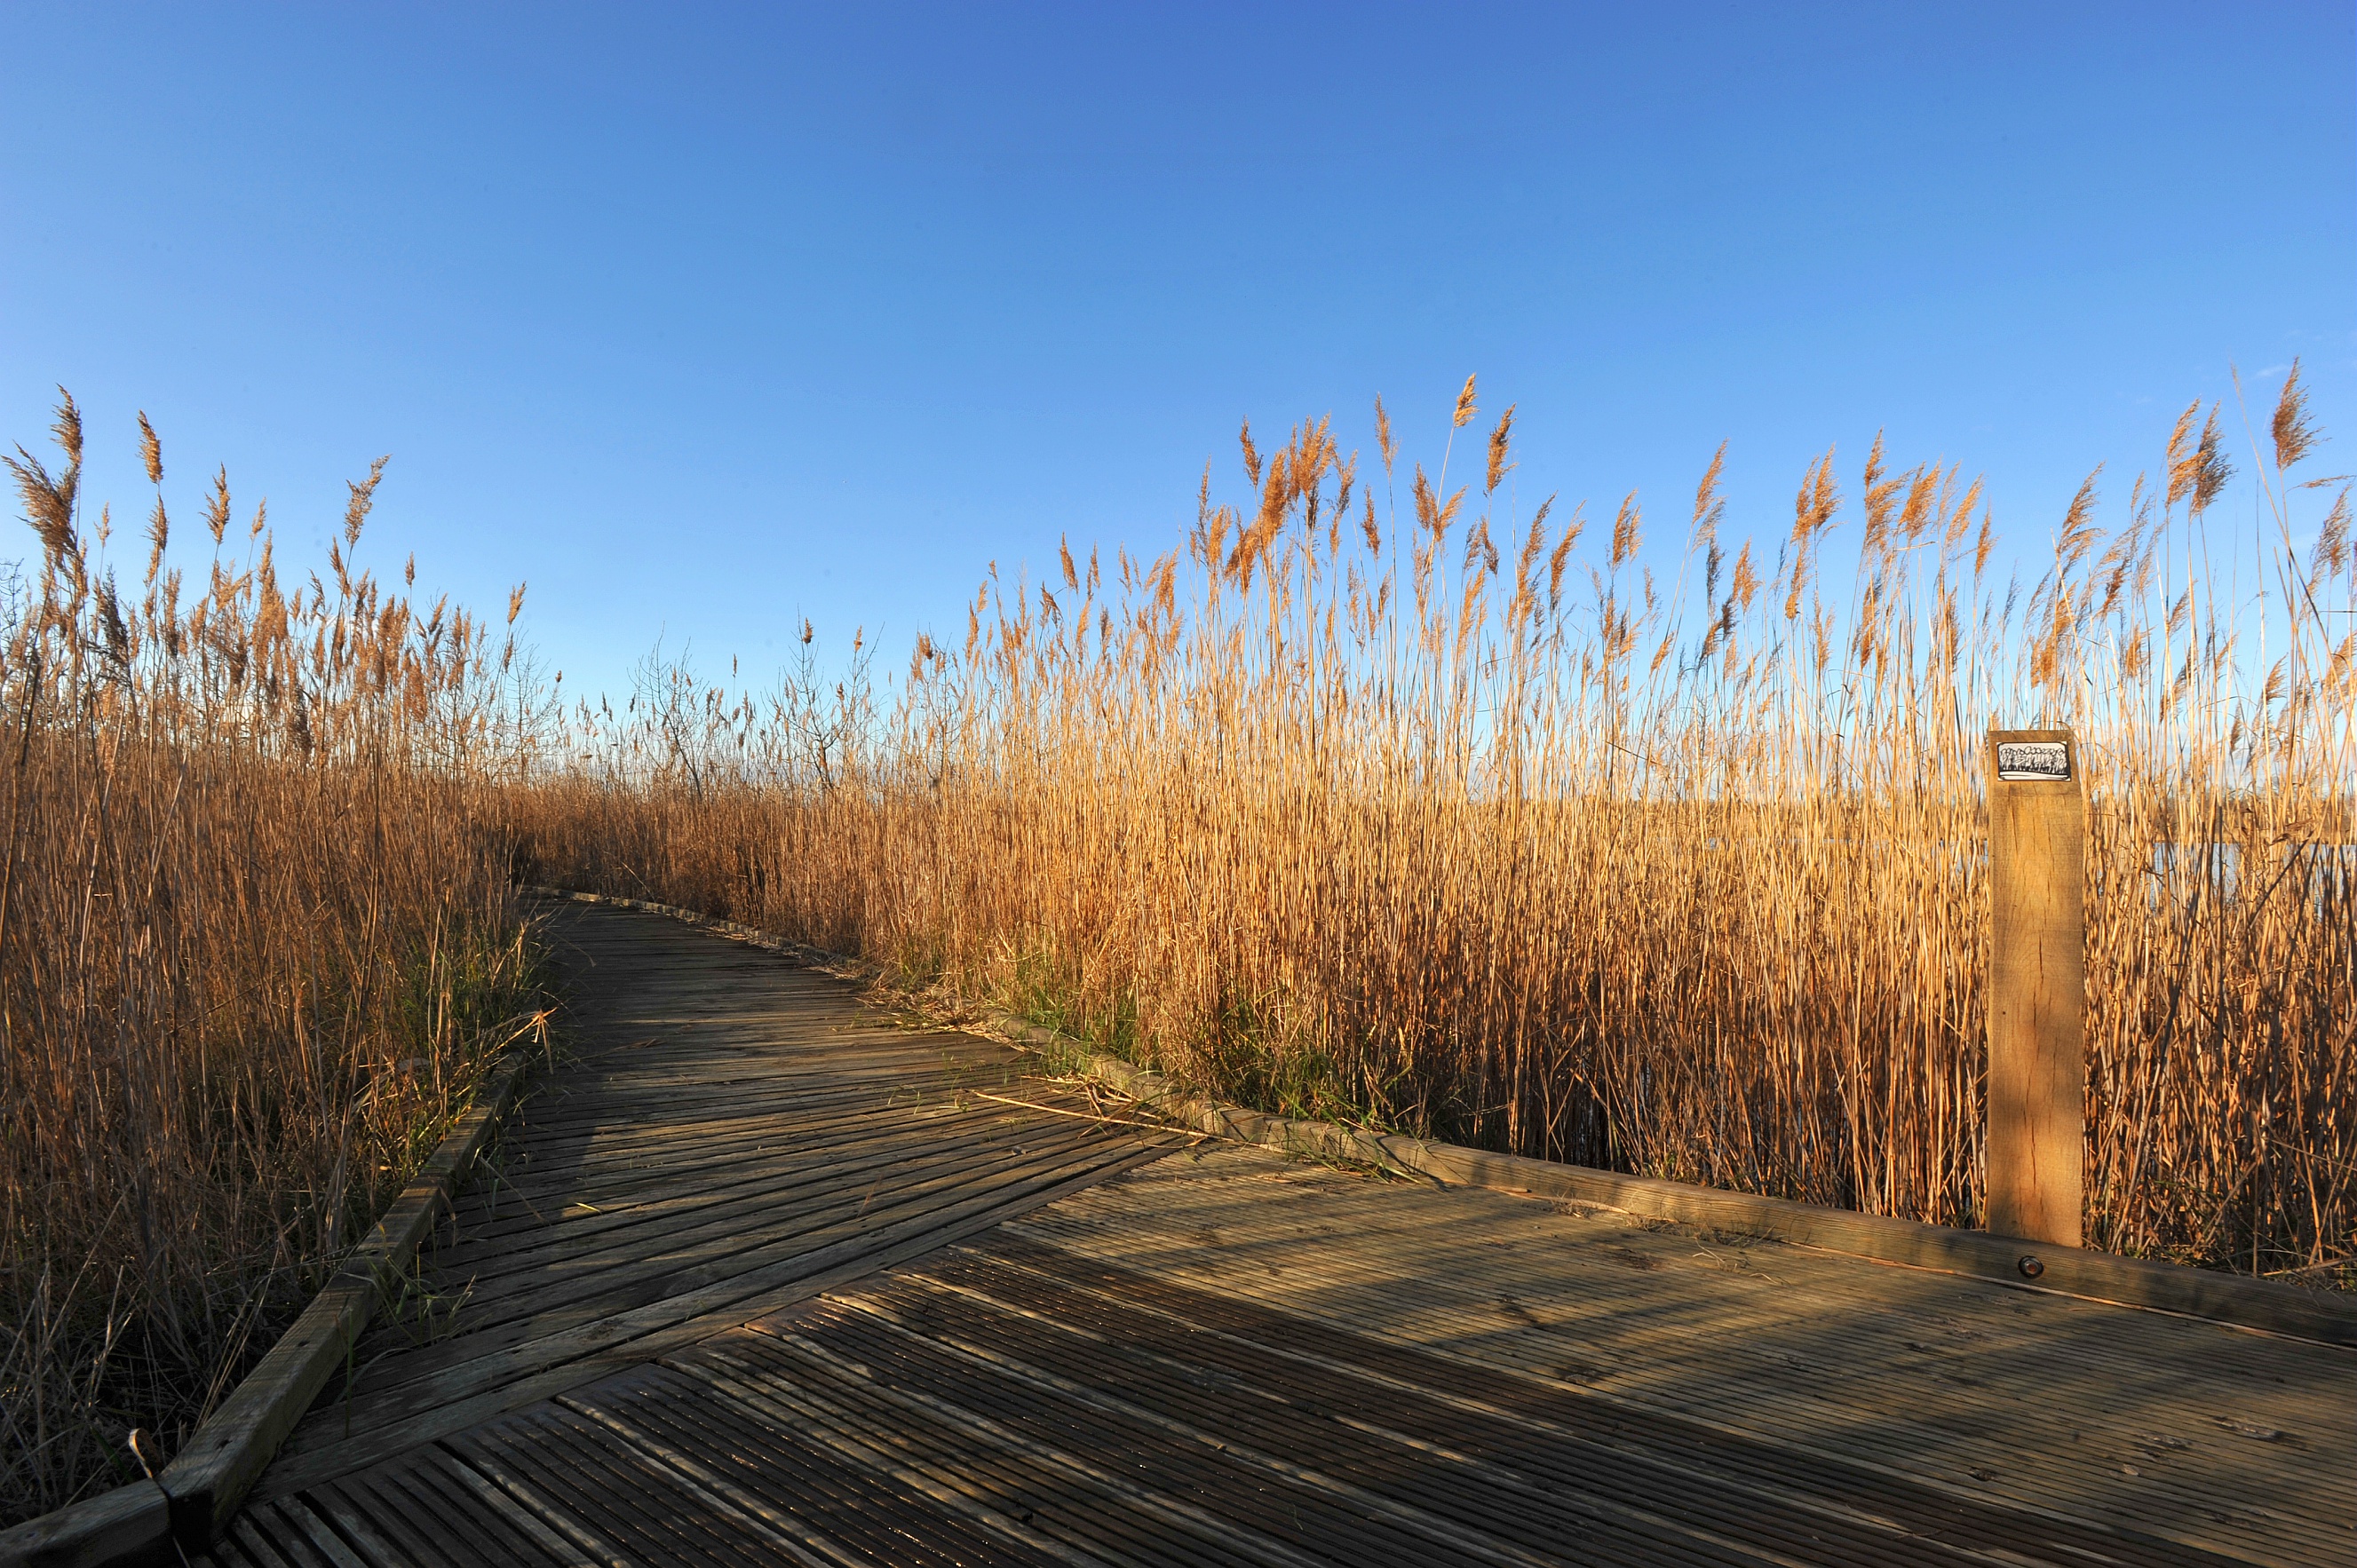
[1,398,546,1524]
[515,371,2355,1285]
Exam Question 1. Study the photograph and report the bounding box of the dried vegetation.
[1,397,547,1524]
[515,372,2355,1290]
[6,369,2351,1524]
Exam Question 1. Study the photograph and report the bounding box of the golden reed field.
[0,400,548,1521]
[4,376,2352,1518]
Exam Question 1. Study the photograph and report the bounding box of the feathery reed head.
[138,411,163,486]
[5,450,76,570]
[1690,442,1726,551]
[2186,407,2233,516]
[1485,405,1515,495]
[2058,468,2102,572]
[2163,402,2202,509]
[2272,360,2319,473]
[144,497,169,585]
[1609,492,1640,569]
[1545,502,1583,610]
[3,392,87,574]
[52,388,82,471]
[2312,488,2349,579]
[204,468,231,546]
[345,456,389,548]
[1452,374,1479,430]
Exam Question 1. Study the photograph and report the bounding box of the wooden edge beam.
[1051,1038,2357,1350]
[0,1481,172,1568]
[0,1046,541,1566]
[516,883,843,966]
[512,884,2357,1350]
[511,882,2357,1349]
[155,1046,535,1548]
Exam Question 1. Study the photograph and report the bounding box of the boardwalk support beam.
[0,1048,537,1567]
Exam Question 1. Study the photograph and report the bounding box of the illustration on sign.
[1996,740,2069,781]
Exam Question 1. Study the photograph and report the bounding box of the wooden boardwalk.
[202,902,2351,1567]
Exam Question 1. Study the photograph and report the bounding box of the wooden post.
[1986,728,2085,1247]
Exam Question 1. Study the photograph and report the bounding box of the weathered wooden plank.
[514,1067,1090,1144]
[555,1383,937,1567]
[992,1172,2354,1560]
[1001,1168,2335,1421]
[428,1446,618,1567]
[568,1373,1053,1568]
[256,1138,1174,1499]
[373,1461,580,1568]
[265,1498,368,1568]
[153,1046,539,1548]
[303,1477,462,1568]
[344,1094,1131,1376]
[1052,1040,2357,1348]
[475,1409,782,1567]
[885,1246,2233,1568]
[229,1502,351,1568]
[208,1516,298,1568]
[0,1479,172,1568]
[793,1284,1939,1568]
[966,1192,2347,1556]
[1004,1179,2352,1448]
[430,1106,1119,1293]
[518,1045,1003,1103]
[310,1122,1141,1409]
[211,897,2356,1568]
[755,1320,1671,1568]
[681,1345,1303,1568]
[436,1095,1067,1244]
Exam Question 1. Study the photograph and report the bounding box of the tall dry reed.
[514,372,2355,1287]
[1,396,548,1524]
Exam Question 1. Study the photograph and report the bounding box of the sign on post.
[1985,728,2085,1248]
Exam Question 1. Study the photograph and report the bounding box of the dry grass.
[514,370,2355,1287]
[0,397,548,1524]
[9,370,2348,1526]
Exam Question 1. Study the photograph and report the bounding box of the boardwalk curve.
[196,902,2351,1567]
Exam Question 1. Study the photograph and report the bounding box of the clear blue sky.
[4,2,2350,701]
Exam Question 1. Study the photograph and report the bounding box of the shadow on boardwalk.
[207,902,2351,1567]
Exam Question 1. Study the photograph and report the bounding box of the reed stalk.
[513,375,2355,1288]
[0,399,549,1524]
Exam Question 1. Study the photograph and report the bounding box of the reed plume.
[0,399,550,1524]
[512,376,2355,1300]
